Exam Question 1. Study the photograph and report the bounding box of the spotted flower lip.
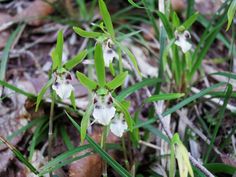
[102,39,118,67]
[92,93,116,126]
[110,113,128,137]
[52,72,74,100]
[174,30,192,53]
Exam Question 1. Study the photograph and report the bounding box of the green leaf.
[144,124,170,143]
[0,136,39,175]
[76,71,97,91]
[29,118,47,160]
[65,112,132,177]
[144,93,185,103]
[127,0,143,8]
[40,144,91,175]
[169,143,176,177]
[0,80,36,98]
[60,125,74,150]
[70,91,76,110]
[81,104,94,143]
[98,0,115,38]
[94,43,106,87]
[0,24,25,80]
[182,12,199,29]
[211,71,236,80]
[113,98,134,131]
[55,30,64,69]
[35,78,54,112]
[51,48,59,71]
[172,12,180,28]
[64,50,87,70]
[119,45,141,76]
[109,62,115,76]
[226,0,236,31]
[205,84,232,162]
[156,11,174,39]
[106,71,128,90]
[163,82,226,117]
[204,163,236,175]
[73,26,102,38]
[116,78,161,101]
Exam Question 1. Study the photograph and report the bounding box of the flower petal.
[52,83,74,99]
[92,106,116,125]
[175,30,192,53]
[110,117,128,137]
[102,39,118,67]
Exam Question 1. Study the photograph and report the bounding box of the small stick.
[48,91,55,177]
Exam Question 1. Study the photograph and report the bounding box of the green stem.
[118,48,123,74]
[121,136,130,170]
[48,91,55,177]
[101,126,108,177]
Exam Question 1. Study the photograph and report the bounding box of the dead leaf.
[0,31,10,49]
[0,12,12,49]
[14,0,55,26]
[0,78,36,172]
[171,0,186,12]
[221,154,236,167]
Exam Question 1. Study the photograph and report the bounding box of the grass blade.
[144,93,185,103]
[0,80,36,98]
[163,82,226,117]
[0,136,39,175]
[116,78,161,101]
[0,24,24,80]
[98,0,115,38]
[106,71,128,90]
[73,27,102,38]
[211,71,236,80]
[64,50,87,70]
[94,43,106,87]
[205,83,232,162]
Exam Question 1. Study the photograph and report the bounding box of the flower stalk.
[101,126,108,177]
[48,90,56,177]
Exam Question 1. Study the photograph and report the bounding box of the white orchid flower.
[174,30,192,53]
[92,93,116,126]
[110,113,128,137]
[52,72,74,100]
[102,39,118,67]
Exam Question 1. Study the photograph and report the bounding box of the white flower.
[102,39,118,67]
[174,30,192,53]
[92,94,116,125]
[52,72,74,99]
[110,113,127,137]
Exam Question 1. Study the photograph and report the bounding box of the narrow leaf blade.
[64,50,87,70]
[76,71,97,91]
[106,71,128,90]
[94,43,106,87]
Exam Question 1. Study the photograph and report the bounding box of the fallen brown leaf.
[171,0,186,12]
[0,12,12,49]
[14,0,55,26]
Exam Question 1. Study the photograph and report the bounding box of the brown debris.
[14,0,55,26]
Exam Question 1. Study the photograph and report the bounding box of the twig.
[139,140,161,150]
